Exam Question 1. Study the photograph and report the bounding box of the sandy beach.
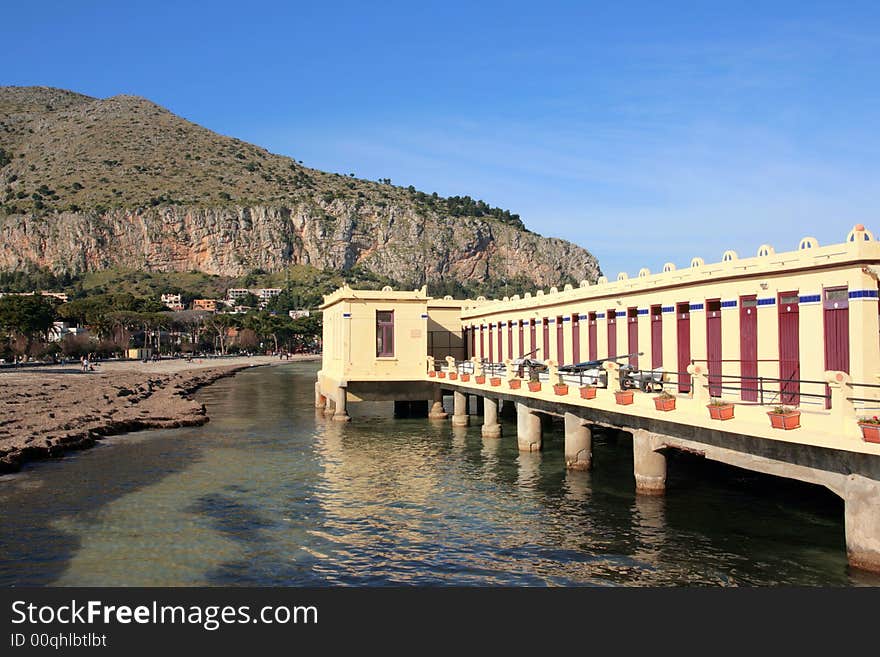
[0,354,318,474]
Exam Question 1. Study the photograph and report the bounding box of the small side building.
[316,285,469,419]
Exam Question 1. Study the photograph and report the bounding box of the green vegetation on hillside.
[0,86,526,235]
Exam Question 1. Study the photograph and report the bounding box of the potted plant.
[490,376,502,387]
[428,370,436,378]
[437,370,446,379]
[653,390,676,412]
[460,373,470,382]
[475,373,486,384]
[448,371,458,380]
[509,378,521,390]
[767,405,800,430]
[553,382,569,396]
[527,368,542,392]
[707,398,734,420]
[579,384,597,399]
[858,416,880,444]
[615,389,634,405]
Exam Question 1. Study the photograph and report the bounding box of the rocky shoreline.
[0,361,274,474]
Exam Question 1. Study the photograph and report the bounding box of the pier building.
[316,225,880,572]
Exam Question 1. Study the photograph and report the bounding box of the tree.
[0,295,57,355]
[202,313,237,354]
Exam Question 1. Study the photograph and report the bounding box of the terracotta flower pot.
[553,384,569,396]
[528,381,542,392]
[654,396,676,412]
[428,371,436,378]
[475,375,486,384]
[579,386,597,400]
[615,390,634,405]
[448,371,458,380]
[460,373,470,382]
[768,411,800,430]
[490,377,502,387]
[858,423,880,443]
[509,379,521,390]
[437,371,446,379]
[707,404,734,420]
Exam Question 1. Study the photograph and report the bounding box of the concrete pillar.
[314,381,326,409]
[332,386,351,422]
[516,402,542,452]
[452,390,470,426]
[844,474,880,573]
[428,386,448,419]
[323,395,336,417]
[632,429,666,495]
[564,412,592,471]
[482,397,502,438]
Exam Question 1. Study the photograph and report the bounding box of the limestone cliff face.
[0,201,600,287]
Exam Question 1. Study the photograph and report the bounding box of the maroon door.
[706,299,722,396]
[470,326,476,358]
[650,305,662,369]
[479,326,485,359]
[588,312,598,361]
[824,287,850,408]
[497,322,503,361]
[778,292,800,405]
[529,320,536,357]
[508,321,514,361]
[463,327,469,360]
[542,319,550,361]
[740,296,758,401]
[572,314,580,365]
[518,320,524,357]
[677,303,691,393]
[556,316,564,364]
[627,308,639,367]
[606,310,617,358]
[488,323,494,362]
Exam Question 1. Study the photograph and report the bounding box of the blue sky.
[3,1,879,278]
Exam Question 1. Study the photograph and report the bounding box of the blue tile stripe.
[689,303,704,311]
[662,306,674,313]
[596,312,606,319]
[850,289,879,299]
[757,298,776,306]
[799,294,821,304]
[578,314,588,320]
[637,308,649,315]
[563,316,571,322]
[342,312,352,318]
[547,318,555,324]
[721,300,737,308]
[420,313,428,318]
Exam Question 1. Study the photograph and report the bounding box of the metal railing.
[433,358,880,415]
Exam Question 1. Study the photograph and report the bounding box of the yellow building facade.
[462,225,880,407]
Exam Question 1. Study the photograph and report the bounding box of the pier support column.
[632,429,666,495]
[332,386,351,422]
[323,395,336,417]
[314,381,326,409]
[844,474,880,573]
[482,397,502,438]
[452,390,470,427]
[516,403,542,452]
[564,413,591,471]
[428,386,448,419]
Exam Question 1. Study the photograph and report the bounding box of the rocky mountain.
[0,86,600,290]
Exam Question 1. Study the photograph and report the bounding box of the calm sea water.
[1,362,877,587]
